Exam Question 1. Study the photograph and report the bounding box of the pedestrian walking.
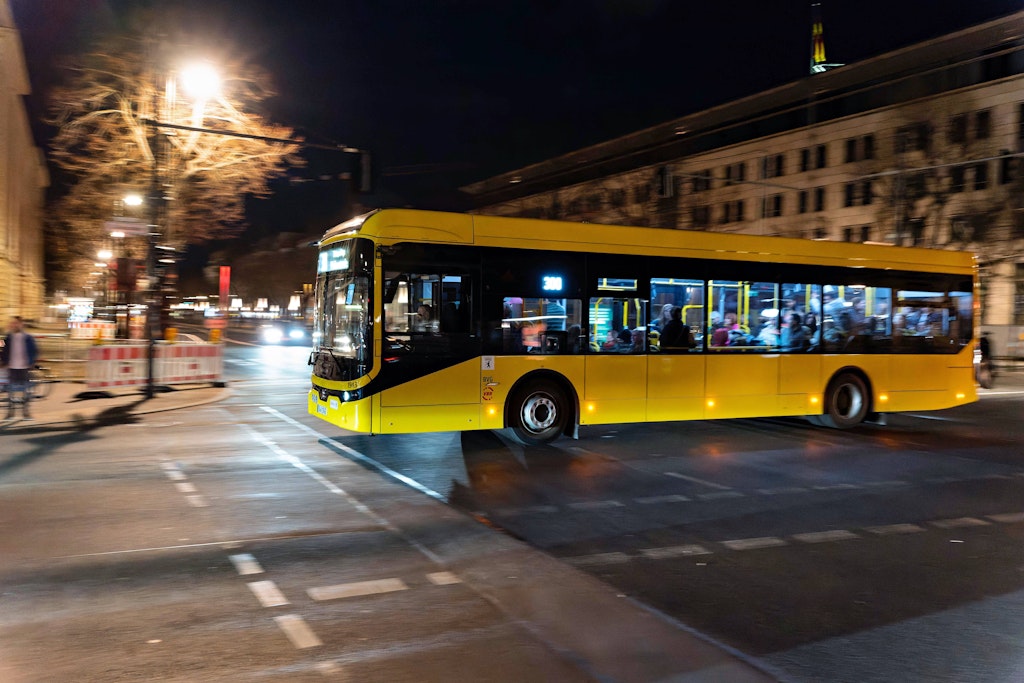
[2,316,39,419]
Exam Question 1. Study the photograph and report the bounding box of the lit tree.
[45,33,302,292]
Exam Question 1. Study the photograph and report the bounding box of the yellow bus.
[308,209,977,444]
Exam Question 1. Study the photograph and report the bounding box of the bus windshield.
[313,239,373,381]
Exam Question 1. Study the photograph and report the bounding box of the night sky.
[10,0,1024,231]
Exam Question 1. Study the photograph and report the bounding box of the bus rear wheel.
[820,373,869,429]
[509,380,568,445]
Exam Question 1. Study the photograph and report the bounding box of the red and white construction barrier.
[70,320,116,340]
[86,343,223,389]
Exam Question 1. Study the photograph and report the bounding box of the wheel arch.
[504,369,580,439]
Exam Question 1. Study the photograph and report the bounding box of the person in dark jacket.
[2,316,39,419]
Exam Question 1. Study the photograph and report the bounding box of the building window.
[896,123,930,153]
[1016,264,1024,326]
[949,114,967,144]
[862,180,873,205]
[845,138,857,163]
[815,144,827,169]
[976,110,991,139]
[761,154,784,179]
[908,218,925,246]
[864,135,875,160]
[692,170,712,192]
[654,166,673,198]
[1001,153,1017,185]
[844,183,856,207]
[692,205,710,227]
[974,162,989,191]
[762,194,783,218]
[633,184,650,203]
[798,191,808,214]
[724,162,746,186]
[950,166,965,193]
[800,148,811,173]
[814,187,826,211]
[860,225,871,242]
[720,200,745,224]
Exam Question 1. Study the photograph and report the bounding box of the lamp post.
[143,61,220,398]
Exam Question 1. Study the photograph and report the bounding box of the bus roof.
[321,208,975,275]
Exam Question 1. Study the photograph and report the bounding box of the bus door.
[704,280,782,418]
[647,278,706,421]
[584,295,647,425]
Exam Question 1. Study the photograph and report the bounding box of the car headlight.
[288,328,306,340]
[261,327,284,343]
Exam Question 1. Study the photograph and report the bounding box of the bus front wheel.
[509,380,568,445]
[820,373,869,429]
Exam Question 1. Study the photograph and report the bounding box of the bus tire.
[509,380,568,446]
[820,372,869,429]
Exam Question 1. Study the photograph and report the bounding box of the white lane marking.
[988,512,1024,523]
[426,571,462,586]
[635,494,691,504]
[665,472,732,490]
[175,482,197,494]
[229,553,264,576]
[979,389,1024,397]
[905,413,958,421]
[812,484,861,491]
[186,495,209,508]
[864,480,910,489]
[758,487,809,496]
[866,523,926,535]
[640,545,711,560]
[160,461,179,471]
[274,615,322,649]
[59,531,375,558]
[565,552,631,566]
[166,470,187,481]
[926,476,961,484]
[248,580,289,607]
[792,530,859,543]
[568,500,624,510]
[308,578,408,601]
[721,537,787,551]
[697,491,745,500]
[930,517,991,529]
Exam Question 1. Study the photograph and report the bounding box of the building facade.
[462,12,1024,354]
[1,1,48,321]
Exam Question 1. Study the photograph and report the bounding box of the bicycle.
[0,364,59,404]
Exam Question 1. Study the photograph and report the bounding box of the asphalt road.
[3,339,1023,682]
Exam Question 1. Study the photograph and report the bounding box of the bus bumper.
[308,389,372,432]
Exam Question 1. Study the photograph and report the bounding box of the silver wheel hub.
[522,393,557,432]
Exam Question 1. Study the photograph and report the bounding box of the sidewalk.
[0,379,230,431]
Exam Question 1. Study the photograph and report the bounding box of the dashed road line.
[866,523,926,535]
[308,578,409,601]
[792,529,859,544]
[174,482,197,494]
[758,487,809,496]
[166,469,187,481]
[426,571,462,585]
[721,537,788,551]
[185,494,209,508]
[640,545,711,560]
[274,615,322,649]
[229,553,264,576]
[635,494,691,504]
[665,471,733,490]
[565,552,631,567]
[930,517,991,529]
[697,491,745,500]
[248,580,289,607]
[812,484,861,491]
[568,500,624,510]
[988,512,1024,523]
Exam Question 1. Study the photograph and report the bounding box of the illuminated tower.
[810,2,844,74]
